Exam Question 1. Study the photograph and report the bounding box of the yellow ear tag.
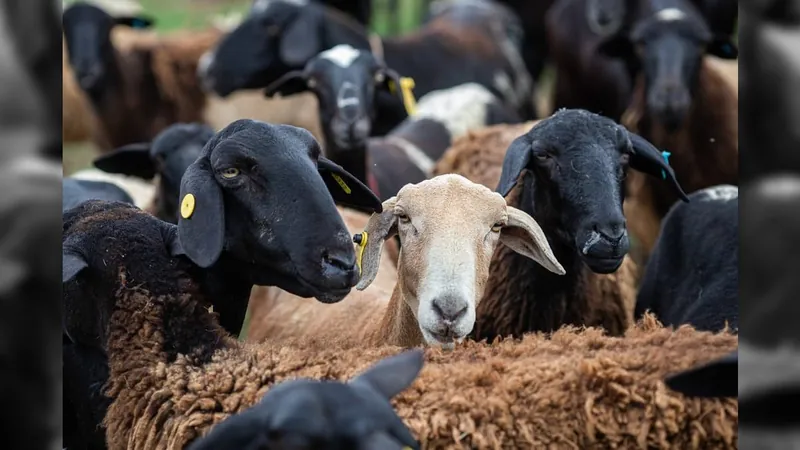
[354,231,368,274]
[330,173,352,194]
[180,193,195,219]
[388,77,418,116]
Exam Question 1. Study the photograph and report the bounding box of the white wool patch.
[696,185,738,202]
[411,83,496,141]
[252,0,308,14]
[755,175,800,200]
[70,168,157,209]
[319,44,362,68]
[654,7,687,22]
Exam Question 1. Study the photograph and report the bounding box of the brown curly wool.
[433,122,638,340]
[103,286,736,450]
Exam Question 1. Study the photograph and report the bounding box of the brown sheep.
[101,279,738,449]
[433,109,690,341]
[62,43,96,143]
[621,56,739,260]
[61,4,325,153]
[245,174,564,348]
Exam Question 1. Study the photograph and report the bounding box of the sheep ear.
[350,349,424,400]
[707,35,738,60]
[495,133,533,197]
[92,143,156,180]
[263,70,309,98]
[665,350,738,398]
[317,156,383,213]
[177,159,225,268]
[379,67,406,106]
[279,10,322,67]
[625,130,689,202]
[63,251,88,283]
[354,197,398,290]
[114,15,155,29]
[501,206,565,275]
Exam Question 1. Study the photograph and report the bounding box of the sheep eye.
[535,153,551,162]
[374,72,385,84]
[221,167,240,179]
[397,212,409,222]
[491,222,503,232]
[620,153,630,165]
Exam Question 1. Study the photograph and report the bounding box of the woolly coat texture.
[102,273,737,450]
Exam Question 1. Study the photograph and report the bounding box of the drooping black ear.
[350,349,425,400]
[279,10,322,67]
[596,32,635,59]
[496,133,533,197]
[92,143,156,179]
[317,156,382,213]
[114,15,155,29]
[625,130,690,202]
[263,70,309,98]
[378,66,406,105]
[665,350,738,398]
[63,250,88,283]
[177,158,225,268]
[706,35,738,59]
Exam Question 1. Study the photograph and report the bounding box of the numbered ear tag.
[331,174,351,194]
[180,193,196,219]
[353,231,368,274]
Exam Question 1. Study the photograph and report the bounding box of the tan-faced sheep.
[61,3,325,153]
[433,109,690,341]
[246,174,565,348]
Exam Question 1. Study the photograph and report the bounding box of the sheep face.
[495,109,688,274]
[596,3,738,131]
[264,45,405,151]
[92,123,216,224]
[198,0,331,97]
[62,3,154,94]
[176,119,382,303]
[356,174,564,349]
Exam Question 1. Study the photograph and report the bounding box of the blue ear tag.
[661,150,671,179]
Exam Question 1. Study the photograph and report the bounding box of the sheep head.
[92,122,216,224]
[596,2,738,131]
[495,109,688,274]
[175,119,381,303]
[354,174,565,349]
[263,44,406,152]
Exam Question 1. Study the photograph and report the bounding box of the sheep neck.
[324,137,369,186]
[473,172,592,341]
[373,253,424,347]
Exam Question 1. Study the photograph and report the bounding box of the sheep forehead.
[696,185,738,203]
[654,7,687,22]
[319,44,363,68]
[754,175,800,200]
[398,174,505,226]
[252,0,307,14]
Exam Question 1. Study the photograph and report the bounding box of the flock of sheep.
[59,0,762,448]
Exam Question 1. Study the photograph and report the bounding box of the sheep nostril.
[322,250,355,272]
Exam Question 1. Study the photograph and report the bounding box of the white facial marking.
[581,230,602,255]
[411,83,496,141]
[756,176,800,200]
[336,81,360,108]
[697,185,738,202]
[320,44,362,68]
[654,8,687,22]
[252,0,307,13]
